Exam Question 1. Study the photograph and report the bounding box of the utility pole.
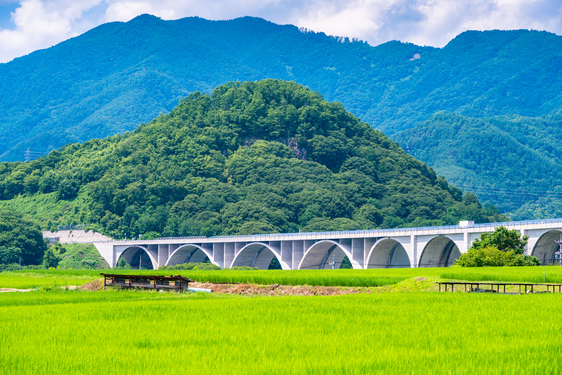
[19,257,21,271]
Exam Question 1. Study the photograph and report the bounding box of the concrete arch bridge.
[93,219,562,270]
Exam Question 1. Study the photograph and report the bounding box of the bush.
[0,263,20,272]
[160,262,221,271]
[455,246,541,267]
[116,257,132,270]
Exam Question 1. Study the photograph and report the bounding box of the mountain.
[0,80,506,238]
[394,111,562,219]
[1,15,562,219]
[0,14,430,162]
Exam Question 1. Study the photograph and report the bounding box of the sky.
[0,0,561,63]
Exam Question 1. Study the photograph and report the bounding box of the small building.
[101,274,193,292]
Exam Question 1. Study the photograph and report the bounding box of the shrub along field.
[4,266,562,289]
[1,290,562,374]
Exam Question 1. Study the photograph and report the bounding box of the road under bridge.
[93,219,562,270]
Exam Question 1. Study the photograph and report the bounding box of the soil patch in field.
[190,282,373,296]
[80,279,104,291]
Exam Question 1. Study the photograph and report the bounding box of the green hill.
[0,80,505,237]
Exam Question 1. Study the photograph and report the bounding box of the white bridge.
[93,219,562,270]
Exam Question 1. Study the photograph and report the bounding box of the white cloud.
[0,0,561,63]
[0,0,102,63]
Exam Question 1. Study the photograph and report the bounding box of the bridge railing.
[94,218,562,244]
[209,218,562,241]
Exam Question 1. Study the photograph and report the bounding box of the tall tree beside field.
[470,227,528,255]
[0,209,47,265]
[455,226,540,267]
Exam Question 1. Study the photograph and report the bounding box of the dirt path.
[190,282,374,296]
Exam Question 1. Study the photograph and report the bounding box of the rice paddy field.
[4,266,562,289]
[3,267,562,373]
[1,289,562,374]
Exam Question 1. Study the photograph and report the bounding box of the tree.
[117,257,131,269]
[470,226,528,255]
[0,246,21,264]
[0,209,47,265]
[43,247,60,268]
[57,179,79,200]
[455,246,541,267]
[455,226,541,267]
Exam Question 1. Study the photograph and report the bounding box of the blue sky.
[0,0,561,63]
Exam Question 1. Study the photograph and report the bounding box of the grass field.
[4,266,562,289]
[1,290,561,374]
[0,271,99,289]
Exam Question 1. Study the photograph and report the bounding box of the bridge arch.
[166,244,218,267]
[531,230,562,265]
[117,246,158,270]
[418,236,461,268]
[231,242,290,270]
[366,238,412,268]
[298,240,361,270]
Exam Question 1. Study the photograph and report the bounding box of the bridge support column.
[410,234,417,268]
[520,229,530,255]
[213,243,225,268]
[293,241,304,270]
[94,243,116,268]
[352,239,364,268]
[225,243,235,268]
[281,241,293,269]
[363,238,376,268]
[158,244,169,268]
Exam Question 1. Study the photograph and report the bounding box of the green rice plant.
[1,291,562,374]
[0,272,99,289]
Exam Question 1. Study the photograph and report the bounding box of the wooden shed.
[101,274,193,292]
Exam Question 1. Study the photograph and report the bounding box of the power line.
[24,148,45,162]
[456,185,562,199]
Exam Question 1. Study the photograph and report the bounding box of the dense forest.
[395,112,562,219]
[0,80,506,238]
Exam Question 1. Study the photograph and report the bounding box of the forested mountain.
[395,112,562,219]
[0,14,429,162]
[2,14,562,219]
[0,81,505,238]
